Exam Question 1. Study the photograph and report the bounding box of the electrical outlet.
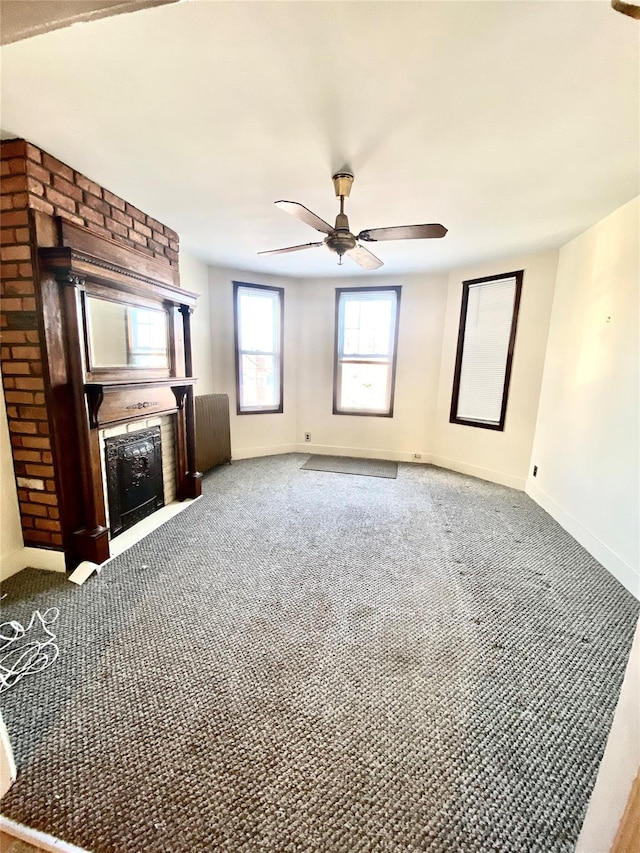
[304,432,311,442]
[533,465,538,477]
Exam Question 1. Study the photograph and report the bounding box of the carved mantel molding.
[85,378,197,429]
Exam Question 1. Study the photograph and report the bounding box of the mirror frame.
[81,280,177,382]
[84,294,171,372]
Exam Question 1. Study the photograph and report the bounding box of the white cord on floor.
[0,608,60,693]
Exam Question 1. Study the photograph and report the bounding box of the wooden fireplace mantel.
[85,377,197,429]
[36,217,202,569]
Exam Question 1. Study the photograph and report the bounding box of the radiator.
[195,394,231,473]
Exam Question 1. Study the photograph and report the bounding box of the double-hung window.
[449,271,523,431]
[233,282,284,414]
[333,286,401,417]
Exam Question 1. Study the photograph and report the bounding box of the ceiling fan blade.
[275,201,334,235]
[358,223,447,242]
[258,242,323,256]
[346,244,384,270]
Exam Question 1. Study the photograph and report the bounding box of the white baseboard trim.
[294,444,432,463]
[0,546,66,580]
[526,480,639,600]
[430,455,525,490]
[232,444,298,460]
[231,445,523,481]
[22,547,66,572]
[0,816,90,853]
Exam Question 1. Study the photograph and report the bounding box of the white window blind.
[455,276,518,426]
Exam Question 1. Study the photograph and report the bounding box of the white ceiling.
[1,0,638,277]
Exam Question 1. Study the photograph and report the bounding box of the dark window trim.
[233,280,284,416]
[449,270,523,432]
[332,285,402,418]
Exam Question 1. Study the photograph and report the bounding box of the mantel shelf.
[85,378,197,429]
[85,377,197,391]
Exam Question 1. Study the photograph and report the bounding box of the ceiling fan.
[258,172,448,270]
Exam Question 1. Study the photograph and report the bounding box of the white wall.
[207,265,300,458]
[296,272,448,461]
[431,250,559,489]
[194,255,558,474]
[576,615,640,853]
[179,251,215,396]
[527,197,639,597]
[0,382,24,580]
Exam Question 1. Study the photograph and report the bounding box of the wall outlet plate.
[304,433,311,442]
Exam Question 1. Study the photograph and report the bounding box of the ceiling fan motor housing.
[325,230,357,256]
[325,209,356,256]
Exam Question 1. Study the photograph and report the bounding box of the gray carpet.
[0,454,637,853]
[301,454,398,478]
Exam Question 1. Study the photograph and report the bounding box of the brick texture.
[0,138,179,551]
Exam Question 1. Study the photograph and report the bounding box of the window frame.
[332,285,402,418]
[233,281,284,416]
[449,270,523,432]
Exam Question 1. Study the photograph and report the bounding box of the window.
[450,271,523,431]
[126,306,168,367]
[333,286,401,417]
[233,282,284,414]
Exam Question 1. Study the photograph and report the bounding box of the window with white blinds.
[450,271,523,431]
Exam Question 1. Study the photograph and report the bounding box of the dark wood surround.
[449,270,523,432]
[37,217,201,568]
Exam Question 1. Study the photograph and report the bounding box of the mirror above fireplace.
[86,296,170,370]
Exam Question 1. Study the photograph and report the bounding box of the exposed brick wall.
[1,139,179,264]
[0,138,179,552]
[0,141,56,548]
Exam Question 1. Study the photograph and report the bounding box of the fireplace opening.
[104,426,165,537]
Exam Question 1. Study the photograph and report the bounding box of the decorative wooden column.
[178,303,202,500]
[59,274,110,564]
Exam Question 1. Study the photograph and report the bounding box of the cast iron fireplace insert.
[104,426,165,537]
